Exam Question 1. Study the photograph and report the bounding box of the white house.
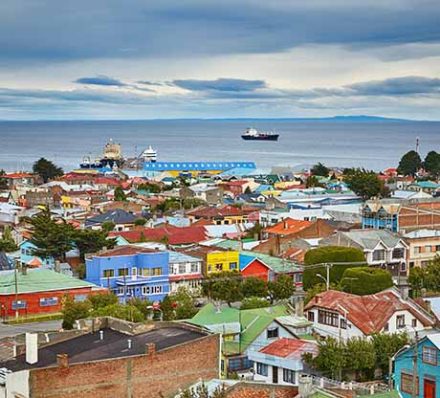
[304,288,436,341]
[168,251,203,294]
[249,338,318,385]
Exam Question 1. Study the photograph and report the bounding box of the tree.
[306,175,322,188]
[340,267,393,295]
[424,151,440,177]
[101,221,116,232]
[268,274,295,301]
[23,209,75,261]
[371,333,408,377]
[345,338,376,381]
[0,169,7,190]
[87,292,118,309]
[408,266,425,297]
[241,277,268,298]
[62,295,91,329]
[397,150,422,176]
[73,229,116,261]
[92,303,144,322]
[409,256,440,294]
[0,226,18,252]
[127,297,152,319]
[32,157,63,183]
[343,168,385,200]
[311,162,330,177]
[134,218,147,226]
[202,271,242,306]
[240,297,270,310]
[114,186,127,201]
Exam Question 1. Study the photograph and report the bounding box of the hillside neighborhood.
[0,149,439,398]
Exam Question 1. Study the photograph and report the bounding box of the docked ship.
[141,145,157,163]
[80,138,124,169]
[241,128,279,141]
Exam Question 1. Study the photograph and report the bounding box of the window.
[11,300,26,310]
[436,245,440,252]
[178,265,186,274]
[422,346,437,365]
[118,268,129,277]
[283,369,295,384]
[392,248,405,259]
[396,315,405,329]
[373,250,385,261]
[228,356,253,371]
[425,245,433,253]
[229,262,237,270]
[215,263,223,271]
[74,294,87,302]
[256,362,268,376]
[383,322,389,332]
[142,285,163,295]
[267,327,279,339]
[318,310,339,327]
[414,247,421,255]
[151,267,162,276]
[401,372,418,394]
[340,318,347,329]
[39,297,58,307]
[412,318,417,328]
[116,287,125,296]
[103,269,114,278]
[308,311,315,322]
[191,263,199,273]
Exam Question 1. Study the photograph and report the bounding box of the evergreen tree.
[343,168,385,200]
[424,151,440,177]
[0,169,7,190]
[114,186,127,201]
[32,157,63,183]
[73,228,116,260]
[0,226,18,252]
[268,274,295,301]
[397,150,422,176]
[311,162,330,177]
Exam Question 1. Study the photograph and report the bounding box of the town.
[0,143,438,398]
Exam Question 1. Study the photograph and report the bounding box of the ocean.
[0,119,438,172]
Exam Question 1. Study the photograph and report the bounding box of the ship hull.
[241,135,279,141]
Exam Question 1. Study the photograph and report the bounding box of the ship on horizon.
[241,128,279,141]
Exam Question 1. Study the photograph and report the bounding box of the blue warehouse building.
[85,246,170,302]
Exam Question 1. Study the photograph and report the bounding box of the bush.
[240,297,270,310]
[88,292,118,309]
[340,267,393,295]
[241,277,268,298]
[92,303,144,323]
[303,246,365,290]
[62,295,91,330]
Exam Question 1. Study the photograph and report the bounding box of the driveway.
[0,320,62,339]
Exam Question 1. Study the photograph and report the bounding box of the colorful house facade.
[85,246,170,302]
[393,333,440,398]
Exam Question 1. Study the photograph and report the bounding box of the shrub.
[340,267,393,295]
[240,297,270,310]
[92,303,144,323]
[88,292,118,309]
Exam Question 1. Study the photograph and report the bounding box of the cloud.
[74,75,126,87]
[347,76,440,96]
[172,78,267,92]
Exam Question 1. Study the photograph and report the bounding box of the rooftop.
[259,338,318,359]
[1,326,207,372]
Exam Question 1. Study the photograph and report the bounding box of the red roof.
[5,173,34,179]
[169,273,203,282]
[265,218,312,236]
[187,205,244,219]
[260,338,318,358]
[305,289,435,335]
[110,225,207,245]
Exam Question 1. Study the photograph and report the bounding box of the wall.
[206,251,239,274]
[226,382,298,398]
[27,333,220,398]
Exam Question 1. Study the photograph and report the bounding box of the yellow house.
[206,250,240,274]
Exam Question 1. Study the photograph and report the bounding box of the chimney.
[54,260,61,273]
[283,219,288,230]
[99,330,104,341]
[25,333,38,364]
[21,264,27,276]
[127,339,132,350]
[57,353,69,368]
[298,375,314,398]
[146,343,156,356]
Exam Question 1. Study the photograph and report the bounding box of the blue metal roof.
[143,161,256,171]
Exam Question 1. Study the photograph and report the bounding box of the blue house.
[394,333,440,398]
[85,246,170,302]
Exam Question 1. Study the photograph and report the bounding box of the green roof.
[189,303,291,355]
[0,269,97,295]
[214,240,242,251]
[240,251,301,273]
[358,391,399,398]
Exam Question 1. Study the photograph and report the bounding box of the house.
[392,190,433,200]
[85,209,138,231]
[2,173,36,188]
[180,183,222,205]
[0,203,24,227]
[264,218,313,239]
[403,229,440,268]
[239,251,303,289]
[0,321,219,398]
[320,229,408,277]
[85,246,170,302]
[305,289,436,340]
[188,303,299,375]
[0,268,103,318]
[168,251,203,293]
[393,333,440,398]
[186,205,252,225]
[249,338,318,385]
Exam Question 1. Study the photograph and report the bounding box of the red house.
[0,269,104,319]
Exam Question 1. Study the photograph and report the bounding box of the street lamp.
[316,273,329,291]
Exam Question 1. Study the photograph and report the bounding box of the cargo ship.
[241,128,279,141]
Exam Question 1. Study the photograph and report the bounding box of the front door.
[272,366,278,384]
[424,379,436,398]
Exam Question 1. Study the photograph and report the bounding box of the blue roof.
[143,161,256,172]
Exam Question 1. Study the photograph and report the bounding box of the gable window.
[340,318,347,329]
[308,311,315,322]
[422,346,437,365]
[412,318,417,328]
[396,315,405,329]
[267,327,279,339]
[392,248,405,259]
[318,310,339,327]
[103,269,114,278]
[256,362,268,376]
[401,372,418,394]
[373,250,385,261]
[283,369,295,384]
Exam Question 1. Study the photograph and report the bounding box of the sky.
[1,0,440,120]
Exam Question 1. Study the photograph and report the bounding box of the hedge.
[303,246,366,290]
[340,267,393,295]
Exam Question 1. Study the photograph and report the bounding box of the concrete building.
[404,229,440,268]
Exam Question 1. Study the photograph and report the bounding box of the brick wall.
[399,203,440,232]
[29,333,219,398]
[226,383,298,398]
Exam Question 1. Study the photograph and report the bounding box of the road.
[0,320,62,339]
